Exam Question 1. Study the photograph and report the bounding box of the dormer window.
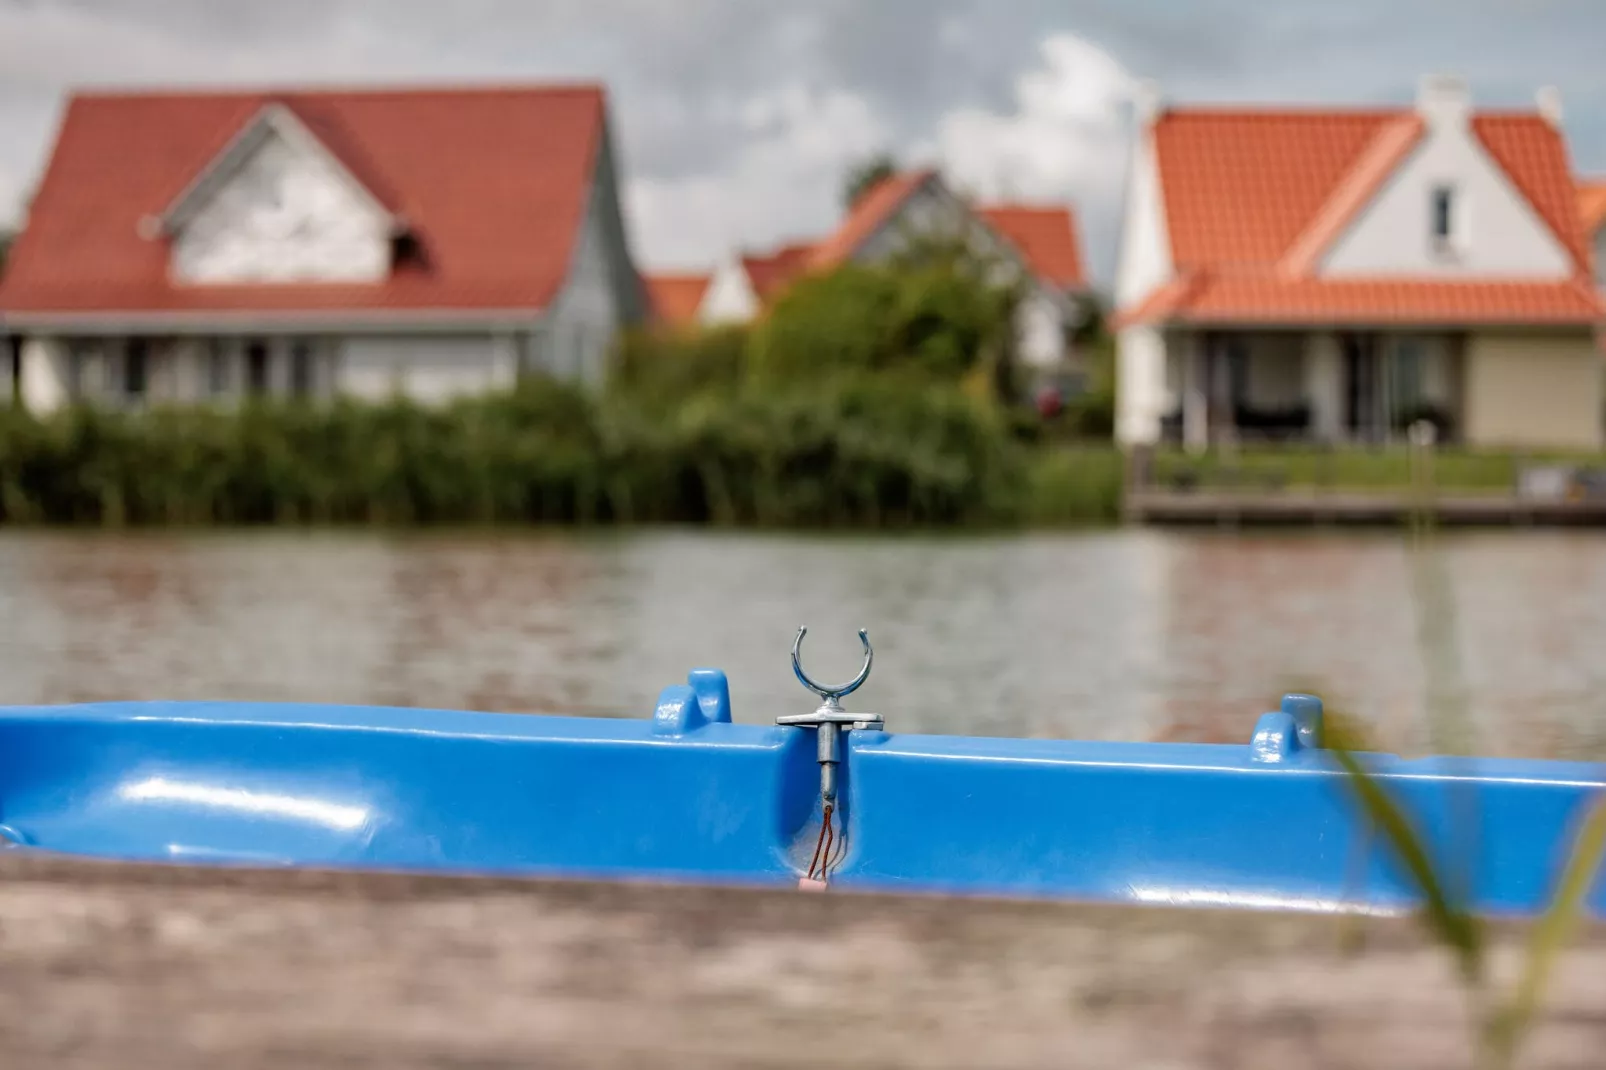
[1430,185,1461,255]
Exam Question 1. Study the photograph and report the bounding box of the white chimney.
[1536,85,1563,128]
[1133,78,1164,126]
[1416,73,1470,128]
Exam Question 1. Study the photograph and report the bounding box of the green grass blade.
[1484,792,1606,1068]
[1326,716,1485,985]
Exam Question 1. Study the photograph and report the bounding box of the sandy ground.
[0,853,1603,1069]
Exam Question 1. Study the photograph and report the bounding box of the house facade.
[1115,76,1605,451]
[0,85,647,413]
[646,170,1092,395]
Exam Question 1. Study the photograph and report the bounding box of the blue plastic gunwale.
[0,680,1602,917]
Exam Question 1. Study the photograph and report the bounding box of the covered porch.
[1161,330,1462,448]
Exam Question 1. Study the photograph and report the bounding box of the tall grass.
[0,375,1111,529]
[1325,434,1606,1068]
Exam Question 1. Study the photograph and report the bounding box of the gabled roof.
[1580,178,1606,238]
[0,85,618,318]
[1121,104,1602,326]
[157,102,402,237]
[741,241,816,300]
[977,205,1087,290]
[808,169,938,269]
[644,273,711,325]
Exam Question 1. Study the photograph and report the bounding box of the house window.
[1430,186,1459,250]
[290,340,314,398]
[246,340,270,396]
[1391,337,1424,417]
[68,341,97,400]
[124,339,149,400]
[207,339,230,396]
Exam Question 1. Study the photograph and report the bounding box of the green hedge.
[0,376,1122,529]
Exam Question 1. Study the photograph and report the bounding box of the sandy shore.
[0,853,1602,1069]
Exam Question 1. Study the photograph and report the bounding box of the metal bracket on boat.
[777,626,882,807]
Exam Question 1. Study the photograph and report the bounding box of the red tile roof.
[0,85,611,317]
[807,169,937,270]
[1121,273,1603,326]
[1277,116,1424,277]
[742,242,816,301]
[977,205,1087,289]
[1122,106,1602,326]
[1473,114,1593,270]
[644,273,710,325]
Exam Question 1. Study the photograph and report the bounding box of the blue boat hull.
[1,673,1602,916]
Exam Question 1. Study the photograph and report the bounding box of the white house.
[646,170,1092,394]
[0,84,647,412]
[1114,76,1605,450]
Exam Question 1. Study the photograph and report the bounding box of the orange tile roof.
[1473,114,1592,270]
[1118,273,1602,327]
[1277,116,1424,276]
[0,85,611,317]
[978,205,1087,289]
[1580,178,1606,236]
[644,273,710,326]
[807,169,937,269]
[1121,106,1602,326]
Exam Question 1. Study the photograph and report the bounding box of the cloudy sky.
[0,0,1601,283]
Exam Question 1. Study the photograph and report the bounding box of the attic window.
[1430,185,1461,252]
[391,231,428,271]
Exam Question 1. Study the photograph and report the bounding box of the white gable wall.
[1319,120,1573,278]
[1114,128,1173,309]
[854,182,1022,278]
[1016,286,1069,370]
[701,255,760,323]
[547,176,623,388]
[1115,125,1175,446]
[172,126,392,285]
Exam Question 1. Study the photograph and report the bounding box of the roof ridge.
[69,82,607,103]
[807,169,938,270]
[1278,114,1425,277]
[1471,114,1593,275]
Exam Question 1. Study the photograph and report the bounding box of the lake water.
[3,528,1606,760]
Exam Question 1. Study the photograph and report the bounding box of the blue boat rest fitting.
[1,626,1603,917]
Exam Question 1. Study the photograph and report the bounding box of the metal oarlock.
[778,627,883,884]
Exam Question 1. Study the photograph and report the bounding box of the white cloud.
[935,34,1137,283]
[626,86,888,270]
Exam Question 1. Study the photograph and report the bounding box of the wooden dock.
[1127,489,1606,527]
[2,852,1604,1068]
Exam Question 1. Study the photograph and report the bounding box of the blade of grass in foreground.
[1483,792,1606,1069]
[1326,714,1485,987]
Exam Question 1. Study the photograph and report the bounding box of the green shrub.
[0,373,1112,529]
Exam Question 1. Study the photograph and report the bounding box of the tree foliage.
[842,154,898,210]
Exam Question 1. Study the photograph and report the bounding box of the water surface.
[3,528,1605,759]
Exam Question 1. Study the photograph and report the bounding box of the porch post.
[1306,333,1343,442]
[1182,332,1209,453]
[1115,325,1167,446]
[18,336,70,415]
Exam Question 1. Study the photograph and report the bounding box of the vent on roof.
[1536,85,1563,128]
